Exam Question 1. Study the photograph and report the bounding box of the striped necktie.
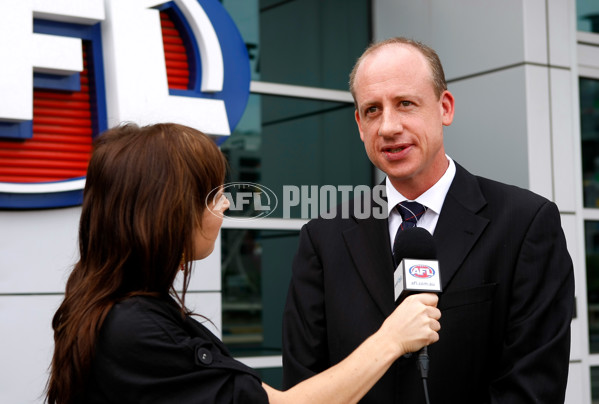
[393,201,427,266]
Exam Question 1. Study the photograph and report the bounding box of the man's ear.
[440,90,455,126]
[355,109,365,142]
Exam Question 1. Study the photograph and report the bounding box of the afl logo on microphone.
[409,265,436,279]
[0,0,250,209]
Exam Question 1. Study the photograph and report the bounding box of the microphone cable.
[417,346,431,404]
[392,227,439,404]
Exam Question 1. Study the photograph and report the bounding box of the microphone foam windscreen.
[394,227,437,261]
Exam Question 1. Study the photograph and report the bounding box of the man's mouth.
[382,145,411,160]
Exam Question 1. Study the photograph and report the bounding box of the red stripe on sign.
[0,43,95,183]
[160,10,191,90]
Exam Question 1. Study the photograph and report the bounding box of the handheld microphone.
[393,227,442,303]
[392,227,441,404]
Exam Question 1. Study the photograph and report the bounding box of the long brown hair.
[46,123,227,403]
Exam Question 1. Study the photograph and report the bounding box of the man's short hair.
[349,37,447,103]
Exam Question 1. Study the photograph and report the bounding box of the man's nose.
[378,109,403,137]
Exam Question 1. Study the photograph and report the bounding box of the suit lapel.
[340,164,488,315]
[433,163,489,289]
[342,194,396,317]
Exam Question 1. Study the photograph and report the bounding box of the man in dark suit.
[282,37,574,403]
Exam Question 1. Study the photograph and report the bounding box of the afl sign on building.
[0,0,250,209]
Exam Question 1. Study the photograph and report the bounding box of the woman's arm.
[265,293,440,404]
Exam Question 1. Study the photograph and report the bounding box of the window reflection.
[581,78,599,207]
[578,0,599,33]
[586,221,599,353]
[592,366,599,403]
[218,0,371,391]
[223,0,370,89]
[219,94,371,389]
[221,229,299,358]
[220,94,371,219]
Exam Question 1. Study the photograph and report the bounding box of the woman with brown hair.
[46,122,440,404]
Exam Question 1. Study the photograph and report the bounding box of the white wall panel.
[174,234,222,292]
[522,0,549,64]
[0,295,61,404]
[374,0,528,80]
[184,292,222,338]
[562,213,585,361]
[0,208,79,294]
[551,68,577,211]
[443,67,529,188]
[565,361,591,404]
[547,0,574,68]
[371,0,432,44]
[525,64,553,200]
[578,44,599,70]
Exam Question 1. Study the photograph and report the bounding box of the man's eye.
[365,106,378,114]
[400,101,413,107]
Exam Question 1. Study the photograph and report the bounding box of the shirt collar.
[385,155,456,216]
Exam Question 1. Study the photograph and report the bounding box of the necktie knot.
[393,201,427,266]
[396,201,427,231]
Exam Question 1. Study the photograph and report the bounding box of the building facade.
[1,0,598,402]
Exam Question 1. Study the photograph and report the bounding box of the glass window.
[577,0,599,34]
[224,0,371,89]
[580,78,599,208]
[221,228,299,387]
[219,0,371,390]
[220,94,372,219]
[586,221,599,353]
[592,366,599,402]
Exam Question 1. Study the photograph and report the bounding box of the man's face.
[353,44,454,198]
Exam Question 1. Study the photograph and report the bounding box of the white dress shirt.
[386,156,456,249]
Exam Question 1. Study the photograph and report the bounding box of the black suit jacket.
[282,163,574,404]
